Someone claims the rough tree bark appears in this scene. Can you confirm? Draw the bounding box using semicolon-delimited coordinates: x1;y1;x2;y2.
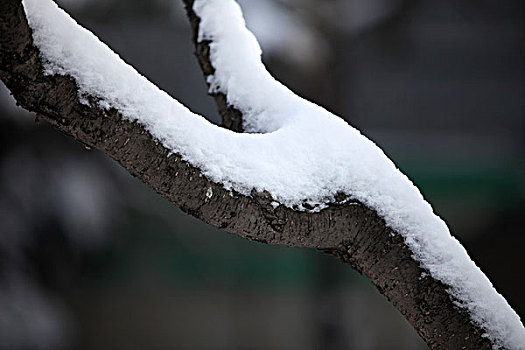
0;0;500;348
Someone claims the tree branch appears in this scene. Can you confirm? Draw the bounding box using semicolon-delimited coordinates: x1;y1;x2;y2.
0;0;518;348
183;0;244;131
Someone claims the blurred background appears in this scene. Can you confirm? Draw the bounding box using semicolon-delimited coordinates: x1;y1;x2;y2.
0;0;523;349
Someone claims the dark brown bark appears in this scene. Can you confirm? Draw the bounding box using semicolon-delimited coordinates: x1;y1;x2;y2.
0;0;499;348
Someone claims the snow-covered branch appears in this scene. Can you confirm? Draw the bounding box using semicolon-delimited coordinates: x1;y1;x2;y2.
0;0;523;348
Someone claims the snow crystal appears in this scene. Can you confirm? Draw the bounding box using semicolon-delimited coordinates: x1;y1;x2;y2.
22;0;525;348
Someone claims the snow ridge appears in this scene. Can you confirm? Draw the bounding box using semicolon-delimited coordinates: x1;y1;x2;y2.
22;0;525;348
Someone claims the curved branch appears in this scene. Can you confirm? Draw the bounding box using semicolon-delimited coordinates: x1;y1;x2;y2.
0;0;522;349
183;0;244;132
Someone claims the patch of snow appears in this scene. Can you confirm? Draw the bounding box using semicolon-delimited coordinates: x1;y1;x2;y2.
206;187;213;199
22;0;525;348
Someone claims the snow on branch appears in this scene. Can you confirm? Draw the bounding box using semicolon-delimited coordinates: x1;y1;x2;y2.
189;1;525;348
2;0;524;348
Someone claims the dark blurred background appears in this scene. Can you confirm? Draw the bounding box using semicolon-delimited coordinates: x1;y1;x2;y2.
0;0;523;349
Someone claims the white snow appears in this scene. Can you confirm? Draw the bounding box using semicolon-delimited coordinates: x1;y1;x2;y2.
205;187;213;199
22;0;525;348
